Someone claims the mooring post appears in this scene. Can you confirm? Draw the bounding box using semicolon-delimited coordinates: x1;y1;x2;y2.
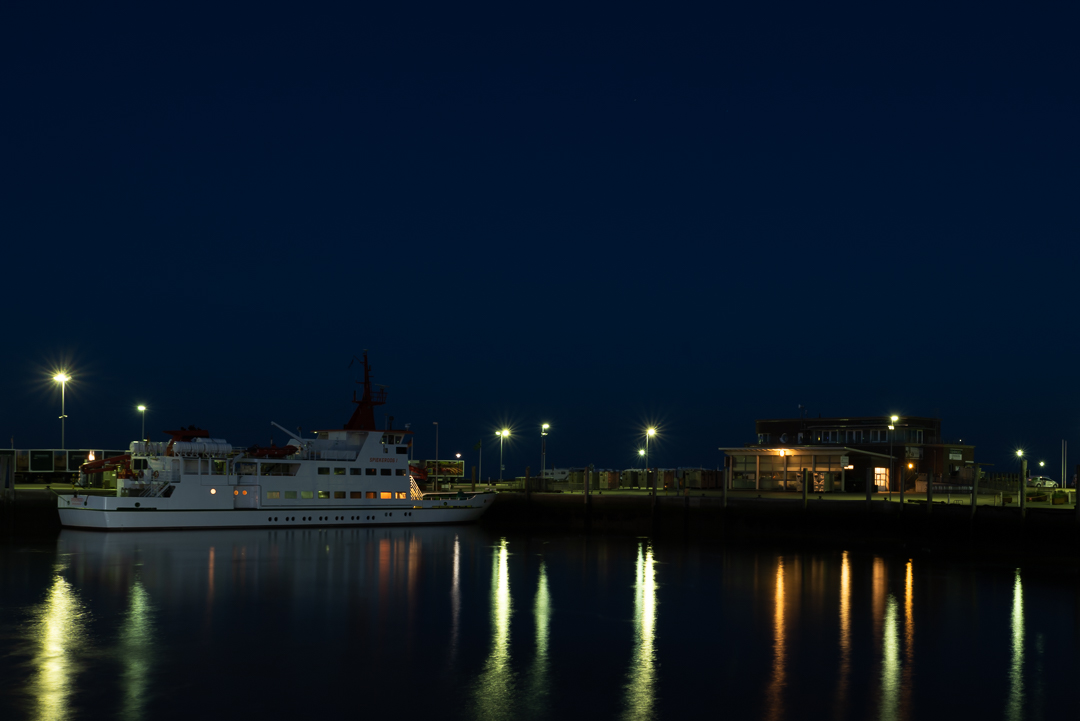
970;464;979;520
927;471;934;514
471;466;476;493
866;467;873;510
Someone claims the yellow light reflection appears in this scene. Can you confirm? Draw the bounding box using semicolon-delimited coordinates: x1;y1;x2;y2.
880;592;900;721
527;559;551;712
834;551;851;715
1006;569;1024;721
764;558;786;721
475;538;513;720
120;578;155;721
450;534;461;660
623;541;657;720
902;560;914;716
30;572;86;721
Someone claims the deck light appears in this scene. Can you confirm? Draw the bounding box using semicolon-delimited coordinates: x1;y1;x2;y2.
211;488;217;494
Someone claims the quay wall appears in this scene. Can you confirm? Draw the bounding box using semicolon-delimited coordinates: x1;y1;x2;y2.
482;492;1080;564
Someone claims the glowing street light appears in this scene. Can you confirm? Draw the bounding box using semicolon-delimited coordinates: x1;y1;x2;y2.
541;423;550;481
53;372;71;449
137;405;147;442
645;427;657;494
497;428;510;480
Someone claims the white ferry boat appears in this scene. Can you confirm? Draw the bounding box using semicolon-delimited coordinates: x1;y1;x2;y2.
57;355;495;531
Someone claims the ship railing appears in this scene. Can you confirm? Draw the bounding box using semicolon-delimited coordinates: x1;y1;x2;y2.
410;477;424;500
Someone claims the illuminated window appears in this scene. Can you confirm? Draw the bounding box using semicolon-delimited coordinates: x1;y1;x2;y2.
874;467;888;490
350;491;362;499
380;491;392;499
395;492;406;499
301;491;313;499
366;492;376;499
334;491;345;499
365;468;376;476
380;468;391;476
317;467;330;475
285;491;297;499
395;468;406;476
334;468;345;476
318;491;330;499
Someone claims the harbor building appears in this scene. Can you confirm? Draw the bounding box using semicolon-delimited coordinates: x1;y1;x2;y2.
720;415;977;493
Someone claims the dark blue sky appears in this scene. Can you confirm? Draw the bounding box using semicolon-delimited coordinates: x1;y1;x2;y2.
2;2;1077;477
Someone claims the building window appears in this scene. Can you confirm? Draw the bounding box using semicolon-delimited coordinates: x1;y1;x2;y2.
797;433;806;444
870;430;889;443
845;430;863;444
365;468;376;476
334;468;345;476
380;492;392;499
317;467;330;475
874;467;888;490
334;491;346;499
758;433;770;444
318;491;330;499
380;468;391;476
822;431;839;443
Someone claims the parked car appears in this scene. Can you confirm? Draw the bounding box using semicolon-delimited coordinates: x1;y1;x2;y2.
1028;476;1058;488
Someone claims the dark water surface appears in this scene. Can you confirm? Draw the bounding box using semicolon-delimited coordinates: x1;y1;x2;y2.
1;526;1078;720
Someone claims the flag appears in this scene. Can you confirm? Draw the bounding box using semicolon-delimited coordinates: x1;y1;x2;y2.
474;439;482;451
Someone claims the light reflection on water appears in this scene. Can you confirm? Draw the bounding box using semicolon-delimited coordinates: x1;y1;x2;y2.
2;528;1076;720
29;568;86;721
623;541;658;721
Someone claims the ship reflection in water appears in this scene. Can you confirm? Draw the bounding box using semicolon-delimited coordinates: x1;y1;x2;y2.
0;529;1072;720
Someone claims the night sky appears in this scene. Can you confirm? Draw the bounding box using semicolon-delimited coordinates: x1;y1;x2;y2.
3;2;1077;478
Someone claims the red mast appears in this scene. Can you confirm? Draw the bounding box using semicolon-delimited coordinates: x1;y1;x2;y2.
344;352;387;430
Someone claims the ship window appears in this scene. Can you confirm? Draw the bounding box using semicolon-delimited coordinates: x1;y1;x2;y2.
397;446;408;454
237;462;258;476
212;460;226;475
285;491;297;499
334;468;345;476
366;492;376;499
266;491;280;499
350;468;361;475
318;490;330;499
380;492;392;499
395;468;406;476
261;463;300;476
301;491;313;499
380;468;391;476
350;491;362;499
396;492;406;499
365;468;376;476
334;491;345;498
317;467;330;475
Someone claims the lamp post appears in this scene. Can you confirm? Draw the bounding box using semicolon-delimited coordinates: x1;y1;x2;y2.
53;373;70;449
138;405;147;443
1016;449;1027;517
541;424;549;481
888;415;898;500
497;429;509;481
638;449;646;488
645;427;657;495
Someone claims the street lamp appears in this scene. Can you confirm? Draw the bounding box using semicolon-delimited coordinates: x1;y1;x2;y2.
497;428;510;480
53;373;70;449
541;424;550;481
645;427;657;494
888;415;898;498
137;405;147;442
